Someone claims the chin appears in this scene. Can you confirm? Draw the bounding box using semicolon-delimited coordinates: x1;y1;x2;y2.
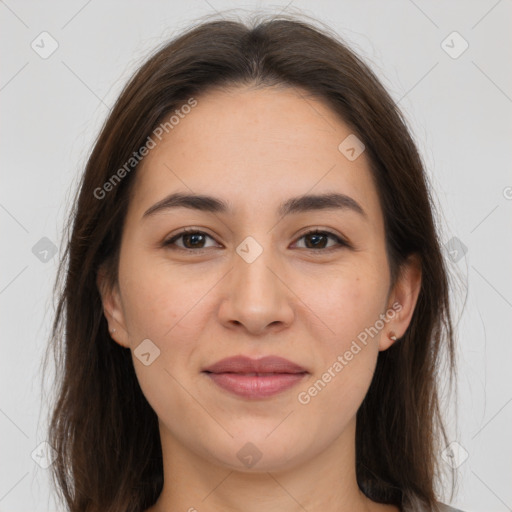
200;431;315;474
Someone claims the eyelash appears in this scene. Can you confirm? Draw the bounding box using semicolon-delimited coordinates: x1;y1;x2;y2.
162;228;350;254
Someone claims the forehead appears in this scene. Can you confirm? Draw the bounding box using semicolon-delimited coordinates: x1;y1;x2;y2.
129;85;382;225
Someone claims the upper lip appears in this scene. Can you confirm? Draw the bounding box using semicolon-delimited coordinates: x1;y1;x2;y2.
202;355;308;374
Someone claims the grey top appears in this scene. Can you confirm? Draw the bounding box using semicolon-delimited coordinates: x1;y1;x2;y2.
405;502;465;512
438;504;465;512
401;500;465;511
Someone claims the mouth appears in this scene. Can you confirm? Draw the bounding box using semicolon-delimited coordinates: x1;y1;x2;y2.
202;355;309;399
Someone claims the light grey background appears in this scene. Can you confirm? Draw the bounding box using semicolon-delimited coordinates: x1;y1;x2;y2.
1;1;511;511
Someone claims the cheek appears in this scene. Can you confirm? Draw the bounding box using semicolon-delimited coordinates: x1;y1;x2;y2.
298;264;387;401
118;254;219;396
119;252;206;341
304;264;388;345
297;275;383;426
118;257;210;418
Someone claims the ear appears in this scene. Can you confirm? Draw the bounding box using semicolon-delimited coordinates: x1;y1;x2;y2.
379;253;422;351
96;264;130;348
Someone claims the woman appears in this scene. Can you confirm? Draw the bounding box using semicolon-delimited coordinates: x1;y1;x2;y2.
44;11;464;512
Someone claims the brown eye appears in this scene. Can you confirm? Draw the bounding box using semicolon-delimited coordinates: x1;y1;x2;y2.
163;230;218;251
294;230;349;251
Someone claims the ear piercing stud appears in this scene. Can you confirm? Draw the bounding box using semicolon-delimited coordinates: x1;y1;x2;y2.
390;333;397;341
110;328;116;334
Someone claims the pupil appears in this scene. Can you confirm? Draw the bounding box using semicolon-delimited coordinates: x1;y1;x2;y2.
185;233;204;248
307;233;326;249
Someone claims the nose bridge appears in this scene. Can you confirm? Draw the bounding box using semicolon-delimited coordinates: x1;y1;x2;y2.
218;232;294;333
233;233;280;302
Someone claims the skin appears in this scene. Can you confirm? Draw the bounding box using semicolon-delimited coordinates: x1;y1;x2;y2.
98;85;421;512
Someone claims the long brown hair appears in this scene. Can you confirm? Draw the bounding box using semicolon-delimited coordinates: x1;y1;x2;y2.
43;11;458;512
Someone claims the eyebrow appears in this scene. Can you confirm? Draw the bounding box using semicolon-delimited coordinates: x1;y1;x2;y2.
142;191;367;220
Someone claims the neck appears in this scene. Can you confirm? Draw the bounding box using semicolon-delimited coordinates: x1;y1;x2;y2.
147;417;390;512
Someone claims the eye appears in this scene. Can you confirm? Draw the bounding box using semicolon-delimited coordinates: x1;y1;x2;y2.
163;229;219;251
293;229;349;251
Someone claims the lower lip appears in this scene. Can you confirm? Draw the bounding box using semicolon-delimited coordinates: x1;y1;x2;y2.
204;372;307;399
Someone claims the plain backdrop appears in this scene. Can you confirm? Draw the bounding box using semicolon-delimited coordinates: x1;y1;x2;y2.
1;1;511;511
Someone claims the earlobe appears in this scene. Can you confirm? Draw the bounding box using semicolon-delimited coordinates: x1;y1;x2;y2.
96;266;130;348
379;253;422;352
379;331;399;352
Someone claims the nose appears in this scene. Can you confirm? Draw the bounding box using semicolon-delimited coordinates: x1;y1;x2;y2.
217;242;295;336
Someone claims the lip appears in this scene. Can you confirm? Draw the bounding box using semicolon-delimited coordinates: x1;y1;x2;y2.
202;355;308;399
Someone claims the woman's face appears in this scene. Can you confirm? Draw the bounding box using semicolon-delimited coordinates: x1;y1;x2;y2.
100;85;420;472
